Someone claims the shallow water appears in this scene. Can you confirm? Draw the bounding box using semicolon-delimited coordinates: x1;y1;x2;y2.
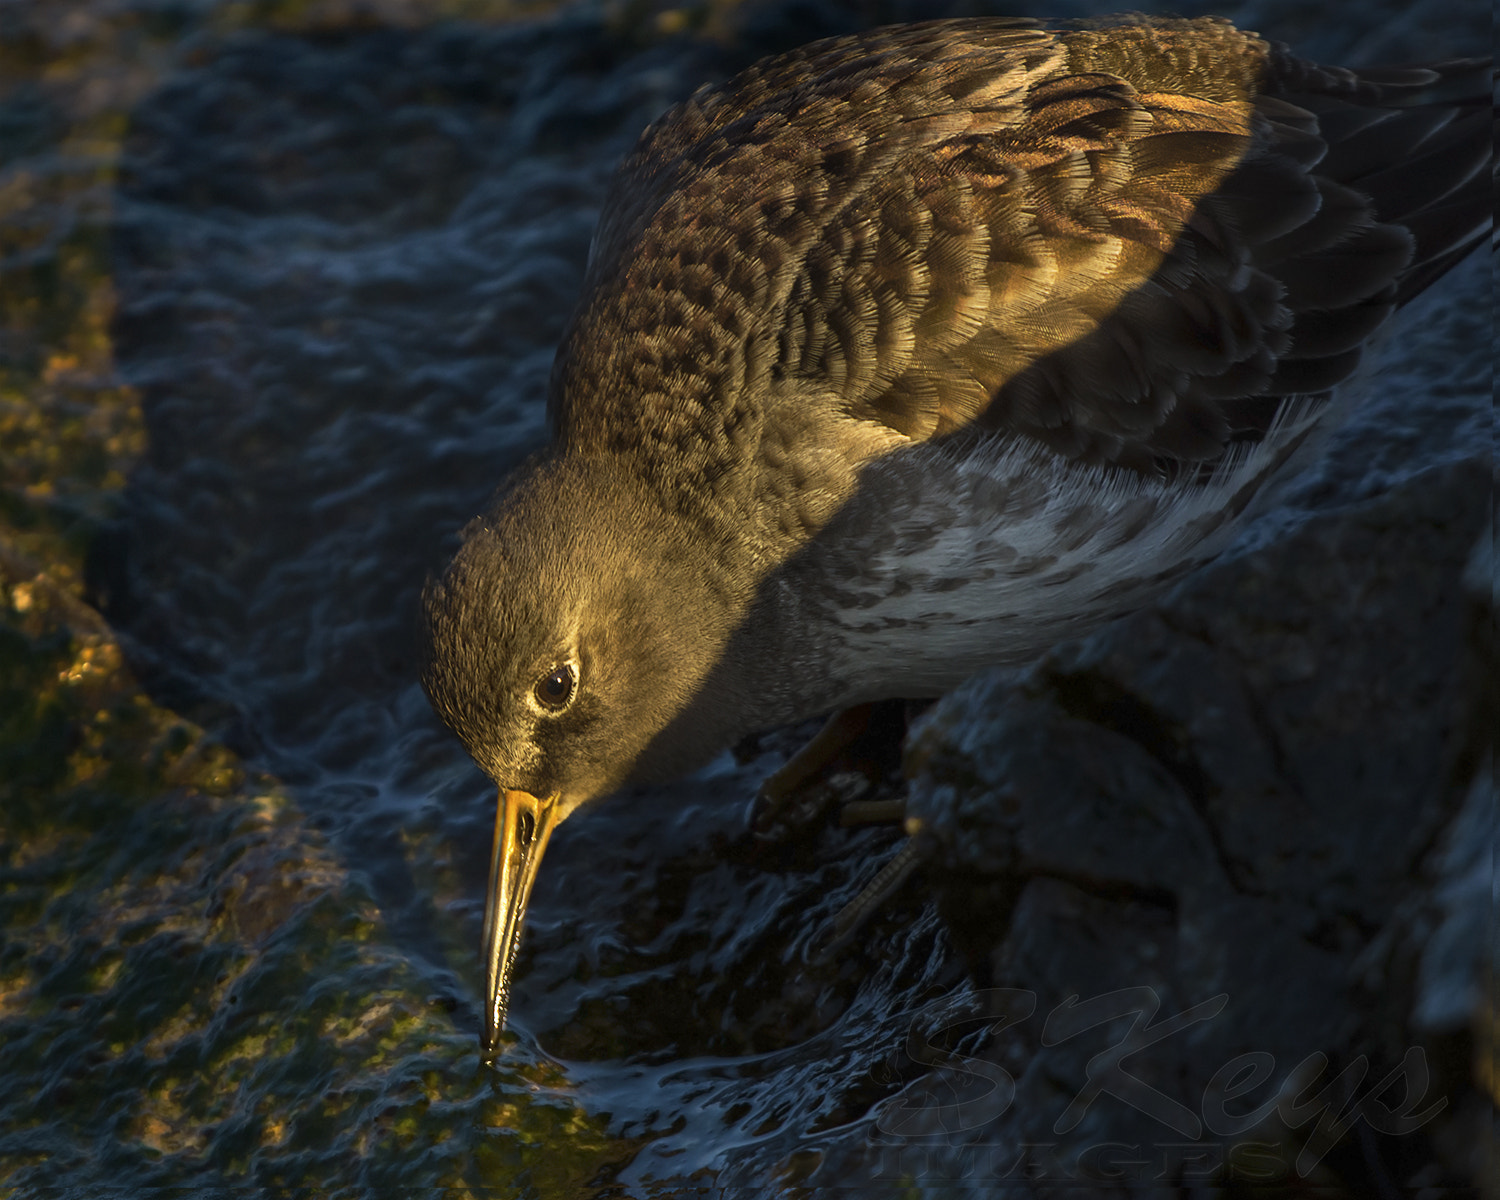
0;0;1488;1192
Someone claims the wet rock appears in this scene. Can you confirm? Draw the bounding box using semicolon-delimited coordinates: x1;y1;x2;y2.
885;455;1491;1193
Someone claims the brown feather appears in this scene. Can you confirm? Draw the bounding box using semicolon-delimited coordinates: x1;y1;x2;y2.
547;17;1492;528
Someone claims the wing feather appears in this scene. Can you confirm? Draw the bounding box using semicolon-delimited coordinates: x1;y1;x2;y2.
548;17;1491;516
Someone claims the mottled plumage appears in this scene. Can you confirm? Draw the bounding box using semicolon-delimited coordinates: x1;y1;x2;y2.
419;16;1492;1057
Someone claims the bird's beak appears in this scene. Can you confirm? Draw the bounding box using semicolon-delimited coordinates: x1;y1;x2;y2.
480;787;561;1062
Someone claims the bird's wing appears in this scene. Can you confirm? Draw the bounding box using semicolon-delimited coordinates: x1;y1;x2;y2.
549;18;1491;499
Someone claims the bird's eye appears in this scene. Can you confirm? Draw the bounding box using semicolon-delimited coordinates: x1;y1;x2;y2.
533;664;576;711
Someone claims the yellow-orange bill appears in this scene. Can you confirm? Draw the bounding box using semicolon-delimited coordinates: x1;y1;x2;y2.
480;788;560;1062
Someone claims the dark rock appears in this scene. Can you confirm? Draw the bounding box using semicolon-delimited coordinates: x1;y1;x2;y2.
886;455;1490;1193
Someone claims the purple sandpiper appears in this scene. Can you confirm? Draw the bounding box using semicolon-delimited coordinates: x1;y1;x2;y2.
418;16;1493;1060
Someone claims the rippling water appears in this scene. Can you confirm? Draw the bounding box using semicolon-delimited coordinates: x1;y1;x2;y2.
0;0;1487;1192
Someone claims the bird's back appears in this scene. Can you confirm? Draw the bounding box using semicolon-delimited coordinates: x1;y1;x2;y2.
547;16;1490;542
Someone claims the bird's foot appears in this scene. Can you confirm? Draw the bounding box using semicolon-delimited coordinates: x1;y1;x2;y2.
753;702;880;829
838;797;907;827
751;699;914;834
821;818;928;957
747;699;930;946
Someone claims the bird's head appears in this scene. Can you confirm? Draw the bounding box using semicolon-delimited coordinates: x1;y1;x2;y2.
420;453;742;1057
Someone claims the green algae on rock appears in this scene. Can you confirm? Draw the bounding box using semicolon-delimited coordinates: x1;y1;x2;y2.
0;1;639;1191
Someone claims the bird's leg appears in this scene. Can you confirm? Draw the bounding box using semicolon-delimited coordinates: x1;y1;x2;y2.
752;698;933;945
756;702;877;818
753;699;917;832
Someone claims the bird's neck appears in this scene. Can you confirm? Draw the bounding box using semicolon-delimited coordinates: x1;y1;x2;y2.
600;470;842;751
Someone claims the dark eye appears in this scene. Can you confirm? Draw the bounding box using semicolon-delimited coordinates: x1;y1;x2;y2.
533;663;576;711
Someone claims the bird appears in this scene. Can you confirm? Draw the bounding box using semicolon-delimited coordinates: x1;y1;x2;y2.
418;15;1492;1061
